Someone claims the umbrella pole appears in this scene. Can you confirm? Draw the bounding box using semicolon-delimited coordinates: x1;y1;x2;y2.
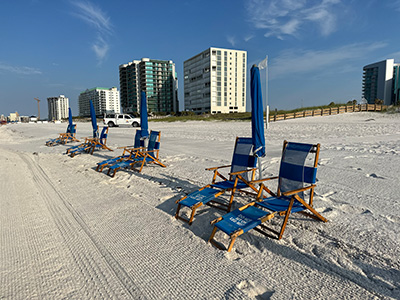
257;157;264;198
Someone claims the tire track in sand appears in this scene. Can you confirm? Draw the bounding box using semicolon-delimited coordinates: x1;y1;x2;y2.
18;153;144;299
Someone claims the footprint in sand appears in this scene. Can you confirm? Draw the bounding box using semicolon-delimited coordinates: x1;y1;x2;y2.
237;280;274;299
366;173;385;179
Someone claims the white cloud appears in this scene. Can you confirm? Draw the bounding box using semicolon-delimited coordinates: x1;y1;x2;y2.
71;1;113;64
269;42;387;79
244;34;255;42
0;63;42;75
227;36;236;47
245;0;341;39
92;35;109;62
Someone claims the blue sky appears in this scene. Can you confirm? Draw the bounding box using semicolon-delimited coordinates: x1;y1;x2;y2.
1;0;399;117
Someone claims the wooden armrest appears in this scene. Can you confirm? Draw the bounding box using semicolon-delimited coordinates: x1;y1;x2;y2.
281;185;316;196
117;145;134;149
124;146;146;151
206;164;231;171
249;176;279;184
229;168;257;176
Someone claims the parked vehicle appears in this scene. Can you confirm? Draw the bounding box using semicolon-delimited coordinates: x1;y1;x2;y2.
103;113;140;127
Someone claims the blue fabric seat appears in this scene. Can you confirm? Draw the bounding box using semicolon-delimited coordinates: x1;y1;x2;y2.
175;137;259;225
209;140;328;252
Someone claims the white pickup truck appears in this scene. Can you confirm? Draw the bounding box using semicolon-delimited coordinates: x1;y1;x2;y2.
103;113;141;127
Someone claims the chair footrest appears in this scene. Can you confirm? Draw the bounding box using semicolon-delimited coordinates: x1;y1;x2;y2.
178;188;222;208
215;206;271;235
109;160;135;170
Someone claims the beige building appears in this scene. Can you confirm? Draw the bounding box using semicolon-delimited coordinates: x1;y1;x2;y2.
8;112;20;122
184;47;247;114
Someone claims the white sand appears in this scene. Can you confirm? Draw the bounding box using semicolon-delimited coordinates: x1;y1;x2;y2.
1;112;399;299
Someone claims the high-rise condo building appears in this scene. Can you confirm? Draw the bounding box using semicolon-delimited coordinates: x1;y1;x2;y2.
184;47;247;114
78;87;120;117
362;59;400;105
47;95;69;121
119;58;178;114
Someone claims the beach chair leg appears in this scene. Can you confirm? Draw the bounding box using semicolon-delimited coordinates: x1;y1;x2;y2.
175;203;182;220
227;190;237;212
227;236;237;252
208;227;218;244
138;159;146;173
278;198;295;240
209;227;232;251
175;203;200;226
188;207;197;225
107;168;115;177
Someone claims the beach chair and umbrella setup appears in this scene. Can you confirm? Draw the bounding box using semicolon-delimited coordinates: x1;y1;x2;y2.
66;100;112;157
46;108;79;146
206;65;327;252
103;129;165;177
175;65;269;226
96;129;145;172
96;91;166;177
208;140;328;252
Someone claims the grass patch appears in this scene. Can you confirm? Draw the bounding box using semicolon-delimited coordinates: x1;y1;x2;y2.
150;103;351;122
150;112;252;122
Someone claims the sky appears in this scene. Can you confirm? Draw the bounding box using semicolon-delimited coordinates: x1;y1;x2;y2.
1;0;400;117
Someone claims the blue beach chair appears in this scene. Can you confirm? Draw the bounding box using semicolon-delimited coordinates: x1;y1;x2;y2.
96;130;145;172
208;141;328;252
86;126;113;155
175;137;259;225
46;124;78;146
67;126;110;157
105;130;165;177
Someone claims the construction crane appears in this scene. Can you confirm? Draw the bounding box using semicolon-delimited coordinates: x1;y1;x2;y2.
34;98;40;120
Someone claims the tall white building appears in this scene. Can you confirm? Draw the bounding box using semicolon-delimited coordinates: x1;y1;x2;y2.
184;47;247;114
47;95;69;121
78;87;120;117
362;59;400;105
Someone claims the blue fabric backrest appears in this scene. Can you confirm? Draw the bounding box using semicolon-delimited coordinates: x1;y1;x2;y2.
148;131;159;151
70;124;76;134
134;130;144;148
66;124;72;134
279;142;317;196
230;137;257;181
99;127;108;144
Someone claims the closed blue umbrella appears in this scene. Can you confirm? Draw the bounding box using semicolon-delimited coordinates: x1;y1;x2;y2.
89;100;98;138
251;65;266;158
68;107;73;133
140;91;149;138
68;107;73;126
